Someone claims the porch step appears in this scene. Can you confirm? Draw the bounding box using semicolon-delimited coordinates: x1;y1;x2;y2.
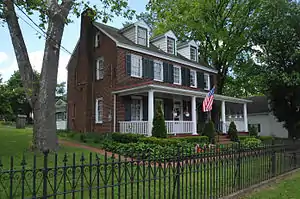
216;135;232;145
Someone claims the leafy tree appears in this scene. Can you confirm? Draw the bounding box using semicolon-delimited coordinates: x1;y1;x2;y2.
152;104;167;138
56;81;66;100
227;121;238;141
147;0;262;95
0;84;12;119
1;1;135;151
252;0;300;138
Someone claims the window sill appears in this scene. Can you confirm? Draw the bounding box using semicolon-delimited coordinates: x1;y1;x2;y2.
95;121;103;124
173;82;181;85
190;85;197;88
154;79;163;82
130;75;142;79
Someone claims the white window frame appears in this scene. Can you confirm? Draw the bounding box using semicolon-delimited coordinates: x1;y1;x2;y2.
153;60;163;81
173;65;182;85
190;69;197;88
96;57;104;80
131;96;143;121
204;73;210;90
137;26;147;46
95;32;101;48
131;54;143;78
95;97;103;124
167;37;175;54
190;46;197;61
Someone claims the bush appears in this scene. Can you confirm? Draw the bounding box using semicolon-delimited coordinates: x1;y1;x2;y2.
258;136;274;141
152;104;167;138
139;137;182;146
227;121;238;142
240;137;262;149
172;136;209;144
203;121;215;143
111;132;144;143
80;133;87;143
249;125;258;137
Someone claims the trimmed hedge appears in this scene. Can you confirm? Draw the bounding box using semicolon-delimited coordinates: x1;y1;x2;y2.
171;136;209;144
240;137;262;149
111;132;145;143
139;137;182;146
258;136;274;141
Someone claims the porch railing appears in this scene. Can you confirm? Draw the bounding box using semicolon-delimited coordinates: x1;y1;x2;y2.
165;121;193;135
119;121;148;135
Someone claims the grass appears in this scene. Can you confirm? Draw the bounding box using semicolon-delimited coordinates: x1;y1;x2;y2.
0;125;297;199
244;170;300;199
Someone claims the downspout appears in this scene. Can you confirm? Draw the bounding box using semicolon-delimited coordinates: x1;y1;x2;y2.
113;94;116;132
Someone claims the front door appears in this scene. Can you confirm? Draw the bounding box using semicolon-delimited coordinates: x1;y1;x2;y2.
173;100;183;134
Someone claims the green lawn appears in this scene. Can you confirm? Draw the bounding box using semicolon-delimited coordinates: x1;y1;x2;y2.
244;170;300;199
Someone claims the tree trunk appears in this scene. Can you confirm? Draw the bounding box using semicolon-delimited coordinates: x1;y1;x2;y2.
4;0;73;151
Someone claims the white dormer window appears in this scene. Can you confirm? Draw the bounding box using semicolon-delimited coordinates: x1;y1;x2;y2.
167;37;175;54
190;46;197;61
137;26;147;46
95;32;101;48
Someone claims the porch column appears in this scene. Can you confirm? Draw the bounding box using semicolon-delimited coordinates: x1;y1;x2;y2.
243;103;248;132
221;101;226;134
148;90;154;136
191;96;197;135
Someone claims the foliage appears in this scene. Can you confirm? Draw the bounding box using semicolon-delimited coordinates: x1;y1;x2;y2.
249;125;258;137
251;0;300;138
152;104;167;138
227;122;238;142
258;136;274;142
0;84;12;118
56;82;67;101
173;136;209;145
111;132;144;144
146;0;262;95
203;121;215;143
139;137;182;146
240;137;262;149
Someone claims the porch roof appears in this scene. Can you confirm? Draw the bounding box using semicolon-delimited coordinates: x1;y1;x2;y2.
112;84;252;104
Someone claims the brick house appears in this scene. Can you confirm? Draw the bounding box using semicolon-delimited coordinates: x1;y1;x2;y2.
67;10;251;136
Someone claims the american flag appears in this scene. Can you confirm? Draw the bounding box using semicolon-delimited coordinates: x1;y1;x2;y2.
202;86;215;112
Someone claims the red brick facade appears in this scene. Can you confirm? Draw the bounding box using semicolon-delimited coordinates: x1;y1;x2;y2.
67;12;217;134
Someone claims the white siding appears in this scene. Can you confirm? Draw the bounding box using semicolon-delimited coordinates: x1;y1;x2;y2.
123;27;136;43
178;47;190;59
152;37;167;52
56;121;67;130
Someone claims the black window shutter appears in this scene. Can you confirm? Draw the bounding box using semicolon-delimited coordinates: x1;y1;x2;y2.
126;54;131;76
163;62;169;82
197;71;204;89
210;74;214;89
186;68;191;87
169;64;174;84
163;98;173;120
181;67;186;86
143;96;148;121
124;97;131;121
149;59;154;79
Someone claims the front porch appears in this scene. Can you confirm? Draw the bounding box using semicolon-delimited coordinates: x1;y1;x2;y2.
113;84;251;136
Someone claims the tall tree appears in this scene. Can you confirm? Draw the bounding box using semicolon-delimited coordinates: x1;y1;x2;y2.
1;0;135;151
56;81;66;100
252;0;300;138
147;0;261;94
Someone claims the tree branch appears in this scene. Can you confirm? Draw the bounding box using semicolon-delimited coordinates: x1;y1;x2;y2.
3;0;39;106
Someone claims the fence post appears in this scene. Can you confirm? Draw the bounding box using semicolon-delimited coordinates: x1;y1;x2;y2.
271;139;276;177
43;150;49;199
237;141;241;190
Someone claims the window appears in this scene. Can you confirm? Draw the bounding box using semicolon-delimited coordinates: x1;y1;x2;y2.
204;73;210;90
173;66;181;85
95;32;101;47
153;60;163;81
249;124;261;133
137;26;147;46
190;46;197;61
131;54;143;77
95;98;103;123
131;98;142;121
96;57;104;80
56;112;66;121
167;37;175;54
190;70;197;88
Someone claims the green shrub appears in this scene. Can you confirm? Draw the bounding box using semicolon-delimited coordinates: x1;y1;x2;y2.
203;121;215;143
238;136;251;141
240;137;262;149
111;132;144;143
139;137;182;146
172;136;209;144
258;136;274;141
80;133;87;143
249;125;258;137
152;104;167;138
228;121;238;142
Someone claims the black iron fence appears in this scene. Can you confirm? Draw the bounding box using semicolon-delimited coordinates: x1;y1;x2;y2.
1;143;300;199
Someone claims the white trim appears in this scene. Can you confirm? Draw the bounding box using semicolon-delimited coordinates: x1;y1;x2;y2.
153;60;163;82
204;73;210;90
95;32;101;47
112;84;252;104
95;97;103;124
173;65;182;85
130;54;143;78
190;69;197;88
96;57;104;80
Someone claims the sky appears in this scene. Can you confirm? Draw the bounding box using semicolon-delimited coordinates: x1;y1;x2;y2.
0;0;148;83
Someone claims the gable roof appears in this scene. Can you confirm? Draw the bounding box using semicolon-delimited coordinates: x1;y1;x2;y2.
93;22;214;72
